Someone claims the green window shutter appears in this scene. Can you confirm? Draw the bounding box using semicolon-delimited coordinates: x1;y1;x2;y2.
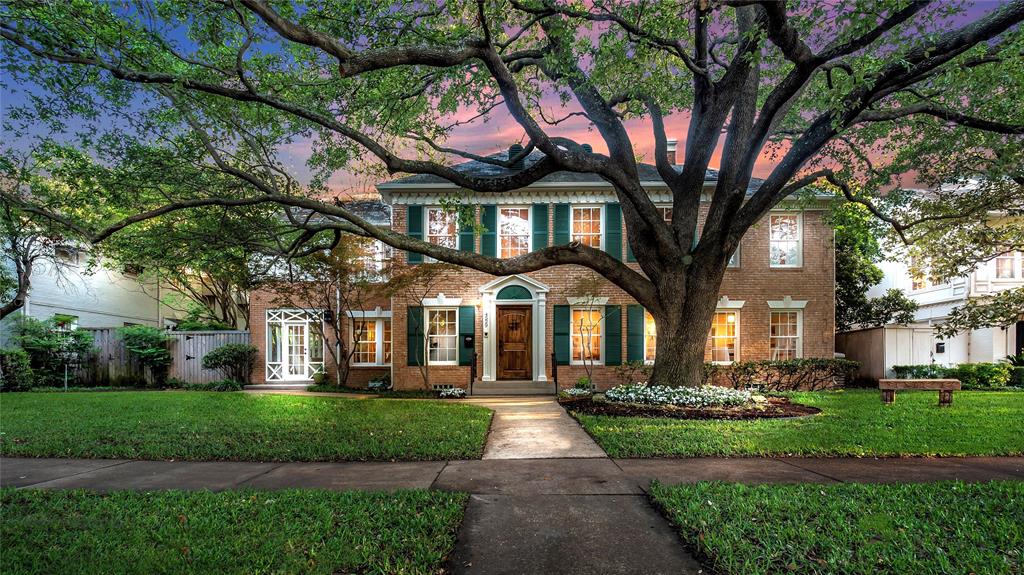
459;208;475;253
553;305;570;365
553;204;570;245
626;237;636;263
626;304;645;363
407;306;424;366
605;203;622;260
481;205;497;257
532;204;548;251
406;205;423;264
604;305;622;366
458;306;475;366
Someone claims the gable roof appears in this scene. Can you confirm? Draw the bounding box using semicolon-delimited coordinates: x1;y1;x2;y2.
377;150;763;193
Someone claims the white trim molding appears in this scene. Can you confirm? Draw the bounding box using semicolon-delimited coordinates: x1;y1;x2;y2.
478;274;550;382
716;296;746;309
421;293;462;307
767;296;808;309
566;296;609;306
346;306;393;318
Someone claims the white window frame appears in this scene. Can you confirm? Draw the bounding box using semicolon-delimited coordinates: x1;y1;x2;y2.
570;306;604;366
351;317;392;366
709;310;740;364
644;310;657;364
570;205;604;251
728;245;740;268
357;240;392;280
498;206;532;258
994;252;1020;280
769;309;803;360
424;206;460;262
768;212;803;268
426;307;459;367
265;308;326;382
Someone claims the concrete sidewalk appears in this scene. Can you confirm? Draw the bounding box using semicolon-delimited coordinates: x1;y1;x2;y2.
466;397;607;459
5;456;1023;492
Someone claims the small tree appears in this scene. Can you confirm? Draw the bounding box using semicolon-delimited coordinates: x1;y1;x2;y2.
202;343;257;383
12;316;94;387
119;326;172;387
266;235;386;387
566;272;612;387
384;263;463;390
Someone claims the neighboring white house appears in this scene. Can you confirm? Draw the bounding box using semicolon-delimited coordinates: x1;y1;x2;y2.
838;250;1022;380
0;246;190;343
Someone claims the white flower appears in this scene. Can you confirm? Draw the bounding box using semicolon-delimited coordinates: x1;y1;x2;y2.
439;387;467;398
604;383;751;407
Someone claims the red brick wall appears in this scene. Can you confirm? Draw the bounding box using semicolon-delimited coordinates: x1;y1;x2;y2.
385;203;835;391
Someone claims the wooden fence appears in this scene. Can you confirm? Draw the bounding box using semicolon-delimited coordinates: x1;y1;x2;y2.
76;329;251;385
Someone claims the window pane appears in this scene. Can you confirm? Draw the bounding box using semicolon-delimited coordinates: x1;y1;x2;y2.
644;311;656;362
499;208;531;258
353;319;378;364
428;309;457;363
996;254;1016;279
769;215;800;266
427;208;458;249
382;320;392;364
268;324;281;363
571;309;602;362
572;207;602;248
770;312;799;361
708;312;737;363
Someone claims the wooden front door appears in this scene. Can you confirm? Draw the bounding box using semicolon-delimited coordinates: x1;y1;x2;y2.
497;306;532;380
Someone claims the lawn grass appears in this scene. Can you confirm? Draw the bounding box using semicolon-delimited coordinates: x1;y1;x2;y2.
573;389;1024;457
0;392;492;461
650;480;1024;575
1;487;466;575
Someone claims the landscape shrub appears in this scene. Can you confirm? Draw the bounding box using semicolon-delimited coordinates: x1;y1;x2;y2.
119;326;172;386
715;358;860;391
201;343;257;383
561;387;592;397
12;317;95;386
1011;367;1024;387
574;376;592;390
605;383;752;407
892;362;1012;389
0;348;35;391
184;379;243;392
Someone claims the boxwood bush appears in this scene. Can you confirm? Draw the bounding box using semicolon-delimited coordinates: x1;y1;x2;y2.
201;343;257;383
0;348;35;392
892;362;1012;389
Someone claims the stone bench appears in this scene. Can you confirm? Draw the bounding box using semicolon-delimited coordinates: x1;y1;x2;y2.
878;379;961;407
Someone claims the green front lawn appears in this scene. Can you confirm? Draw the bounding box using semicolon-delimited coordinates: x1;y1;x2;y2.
573;390;1024;457
0;392;491;461
1;488;466;575
650;481;1024;575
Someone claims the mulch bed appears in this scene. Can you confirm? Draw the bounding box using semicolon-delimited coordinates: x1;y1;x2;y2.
561;396;820;420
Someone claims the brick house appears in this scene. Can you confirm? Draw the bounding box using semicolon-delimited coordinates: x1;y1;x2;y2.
250;145;836;392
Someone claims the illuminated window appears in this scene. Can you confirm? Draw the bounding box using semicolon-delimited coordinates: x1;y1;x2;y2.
995;252;1019;279
571;308;603;363
571;206;603;249
709;311;738;363
911;257;930;290
352;318;392;365
427;309;458;365
644;310;657;363
769;214;801;267
499;207;531;258
770;311;801;360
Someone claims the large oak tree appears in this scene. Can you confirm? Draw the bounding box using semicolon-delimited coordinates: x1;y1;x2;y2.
2;0;1022;385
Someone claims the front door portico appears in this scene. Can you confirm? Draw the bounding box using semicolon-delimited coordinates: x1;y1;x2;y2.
479;275;549;382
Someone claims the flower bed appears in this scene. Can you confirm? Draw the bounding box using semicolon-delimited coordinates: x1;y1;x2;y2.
604;383;752;408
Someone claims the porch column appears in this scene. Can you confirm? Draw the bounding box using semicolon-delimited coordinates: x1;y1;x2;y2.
535;293;547;382
481;293;496;381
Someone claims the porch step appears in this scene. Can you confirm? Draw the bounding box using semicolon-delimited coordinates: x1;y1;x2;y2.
470;380;556;396
244;383;312;391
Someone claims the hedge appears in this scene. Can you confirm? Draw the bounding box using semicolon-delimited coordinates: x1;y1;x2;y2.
707;358;860;391
0;348;35;392
892;362;1012;389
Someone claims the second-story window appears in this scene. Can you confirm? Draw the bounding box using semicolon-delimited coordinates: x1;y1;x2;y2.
995;252;1019;279
769;214;801;267
572;206;602;249
426;207;458;250
499;207;531;258
911;256;930;290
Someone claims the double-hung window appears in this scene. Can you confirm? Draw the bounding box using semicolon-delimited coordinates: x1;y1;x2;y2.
352;317;392;366
426;207;459;250
499;207;531;258
995;252;1020;279
644;310;657;363
769;214;801;267
571;206;603;249
708;311;738;363
769;311;802;360
427;308;458;365
570;308;603;364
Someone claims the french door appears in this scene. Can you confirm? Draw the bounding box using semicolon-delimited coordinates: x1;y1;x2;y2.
283;323;308;380
266;309;325;382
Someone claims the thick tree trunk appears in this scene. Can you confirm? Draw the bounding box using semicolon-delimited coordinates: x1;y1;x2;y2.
647;264;725;387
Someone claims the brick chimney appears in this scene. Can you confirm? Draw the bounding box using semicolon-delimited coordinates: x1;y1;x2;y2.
508;144;525;169
666;138;677;165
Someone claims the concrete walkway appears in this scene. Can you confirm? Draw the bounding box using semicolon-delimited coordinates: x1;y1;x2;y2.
466;397;607;459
